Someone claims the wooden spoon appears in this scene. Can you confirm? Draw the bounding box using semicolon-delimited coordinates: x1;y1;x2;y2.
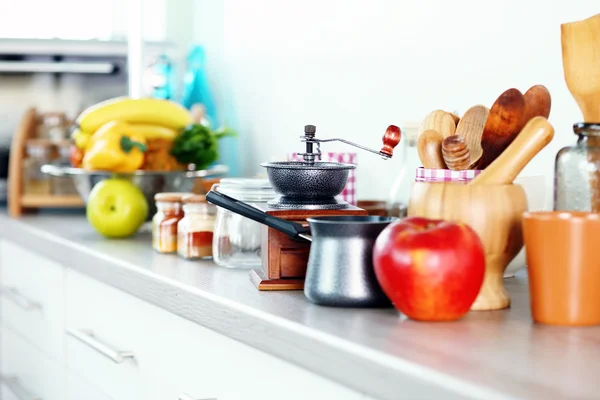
477;89;526;169
448;112;460;126
417;129;446;169
419;110;456;138
561;13;600;122
469;117;554;186
523;85;551;121
455;105;489;169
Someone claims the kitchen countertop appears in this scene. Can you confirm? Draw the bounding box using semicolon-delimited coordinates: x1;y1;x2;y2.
1;211;598;400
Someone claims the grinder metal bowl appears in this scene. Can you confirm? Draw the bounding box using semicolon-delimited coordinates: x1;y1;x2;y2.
261;161;354;199
262;124;401;207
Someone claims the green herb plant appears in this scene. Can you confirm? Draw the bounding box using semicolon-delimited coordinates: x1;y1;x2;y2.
170;124;236;170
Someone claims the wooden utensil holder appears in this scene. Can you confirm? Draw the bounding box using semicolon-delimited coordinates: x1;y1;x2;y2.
8;107;84;217
408;182;527;311
249;204;368;290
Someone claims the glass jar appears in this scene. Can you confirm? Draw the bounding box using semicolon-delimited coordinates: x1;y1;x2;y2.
51;140;78;195
555;123;600;212
213;178;277;269
554;122;600;213
38;113;67;142
388;121;419;216
23;139;53;195
152;192;189;253
177;195;217;259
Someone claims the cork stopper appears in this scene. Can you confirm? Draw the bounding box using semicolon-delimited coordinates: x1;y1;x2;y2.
442;135;470;170
181;194;208;204
154;192;192;203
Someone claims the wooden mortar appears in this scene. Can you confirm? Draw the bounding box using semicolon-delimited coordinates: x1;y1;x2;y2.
408;182;527;310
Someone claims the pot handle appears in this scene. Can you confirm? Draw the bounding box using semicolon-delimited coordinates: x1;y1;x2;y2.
206;191;310;240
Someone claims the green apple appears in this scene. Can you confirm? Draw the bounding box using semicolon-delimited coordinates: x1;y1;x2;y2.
86;179;148;238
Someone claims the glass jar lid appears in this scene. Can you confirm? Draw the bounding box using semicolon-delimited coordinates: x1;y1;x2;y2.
214;177;277;202
574;122;600;136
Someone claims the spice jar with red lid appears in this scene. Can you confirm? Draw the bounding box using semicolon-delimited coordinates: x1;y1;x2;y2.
152;192;190;253
177;194;217;259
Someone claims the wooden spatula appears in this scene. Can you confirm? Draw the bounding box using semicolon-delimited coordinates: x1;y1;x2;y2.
478;89;526;169
469;117;554;186
417;129;446;169
562;13;600;122
455;105;489;168
419;110;456;138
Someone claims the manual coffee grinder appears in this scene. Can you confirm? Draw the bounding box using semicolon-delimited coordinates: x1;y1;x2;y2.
249;124;401;290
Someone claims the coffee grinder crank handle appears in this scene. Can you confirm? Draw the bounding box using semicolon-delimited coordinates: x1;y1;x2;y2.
301;125;401;159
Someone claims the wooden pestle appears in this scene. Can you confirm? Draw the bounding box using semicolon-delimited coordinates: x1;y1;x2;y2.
469;117;554;186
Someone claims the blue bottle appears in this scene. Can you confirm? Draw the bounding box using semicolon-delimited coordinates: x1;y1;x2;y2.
181;46;239;176
150;54;174;100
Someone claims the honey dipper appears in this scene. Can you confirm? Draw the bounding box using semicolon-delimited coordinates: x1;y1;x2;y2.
442;135;470;170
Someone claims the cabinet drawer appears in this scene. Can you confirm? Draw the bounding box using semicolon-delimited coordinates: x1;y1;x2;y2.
66;271;141;400
66;269;362;400
0;239;65;361
1;325;65;400
66;370;112;400
141;305;364;400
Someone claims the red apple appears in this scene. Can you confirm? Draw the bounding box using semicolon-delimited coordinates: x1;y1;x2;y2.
373;216;485;321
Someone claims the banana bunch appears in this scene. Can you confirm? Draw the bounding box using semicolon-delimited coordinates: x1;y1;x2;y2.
71;97;194;171
72;97;193;150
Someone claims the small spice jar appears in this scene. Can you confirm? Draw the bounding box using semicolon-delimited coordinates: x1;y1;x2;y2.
177;194;217;260
152;192;189;253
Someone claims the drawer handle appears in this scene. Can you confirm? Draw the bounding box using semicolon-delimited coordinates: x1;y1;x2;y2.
66;328;134;364
0;286;41;311
1;374;42;400
179;395;217;400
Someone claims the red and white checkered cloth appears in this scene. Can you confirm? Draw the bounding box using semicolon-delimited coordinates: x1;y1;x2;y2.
287;152;357;205
415;167;482;183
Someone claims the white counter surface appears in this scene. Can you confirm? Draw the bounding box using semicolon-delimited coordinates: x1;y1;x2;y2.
1;211;598;400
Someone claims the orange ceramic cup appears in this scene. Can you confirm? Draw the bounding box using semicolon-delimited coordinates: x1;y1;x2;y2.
523;211;600;326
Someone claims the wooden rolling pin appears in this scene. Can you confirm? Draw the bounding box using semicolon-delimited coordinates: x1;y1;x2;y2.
469;117;554;185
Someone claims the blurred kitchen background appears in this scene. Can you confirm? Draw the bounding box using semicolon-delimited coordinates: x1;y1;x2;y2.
1;0;598;206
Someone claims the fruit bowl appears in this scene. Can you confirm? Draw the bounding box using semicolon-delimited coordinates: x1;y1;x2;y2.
41;164;228;217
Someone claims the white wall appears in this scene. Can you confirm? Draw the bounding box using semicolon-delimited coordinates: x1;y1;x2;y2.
194;0;596;203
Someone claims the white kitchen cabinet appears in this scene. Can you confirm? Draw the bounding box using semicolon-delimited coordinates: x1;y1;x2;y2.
1;325;65;400
0;239;65;361
0;236;364;400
